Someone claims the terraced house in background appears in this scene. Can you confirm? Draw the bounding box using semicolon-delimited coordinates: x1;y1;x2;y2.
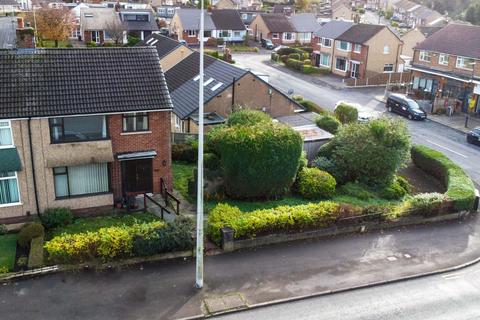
0;47;173;222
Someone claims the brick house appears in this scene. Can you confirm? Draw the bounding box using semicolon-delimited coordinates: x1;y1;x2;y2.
250;13;296;46
0;48;173;221
407;24;480;114
80;7;120;44
312;20;353;69
313;23;403;80
288;13;321;45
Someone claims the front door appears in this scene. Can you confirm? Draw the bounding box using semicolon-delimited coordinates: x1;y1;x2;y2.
121;159;153;194
315;53;320;67
91;30;100;43
350;62;359;78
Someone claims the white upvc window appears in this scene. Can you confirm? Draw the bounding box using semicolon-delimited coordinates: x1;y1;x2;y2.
335;57;348;71
272;33;279;39
53;163;109;199
187;30;196;37
336;40;351;51
0;171;21;207
354;44;362;53
439;54;449;66
383;63;394;72
419;50;431;62
320;53;330;67
321;37;332;47
233;31;241;37
167;8;175;14
383;44;390;54
456;56;475;70
0;120;13;149
283;32;295;41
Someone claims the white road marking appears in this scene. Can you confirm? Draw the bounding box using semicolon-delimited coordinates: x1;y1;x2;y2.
425;140;468;159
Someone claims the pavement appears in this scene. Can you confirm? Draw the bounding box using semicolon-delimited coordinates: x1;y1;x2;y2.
427;113;480;134
1;214;480;320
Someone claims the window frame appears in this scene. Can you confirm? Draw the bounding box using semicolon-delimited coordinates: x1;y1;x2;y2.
283;32;295;41
383;44;390;54
187;30;196;37
354;44;362;53
48;115;109;144
122;112;149;133
439;53;449;66
383;63;394;72
320;53;330;67
0;171;21;207
322;37;332;48
53;164;111;199
0;120;14;149
335;57;347;72
456;56;475;70
272;33;279;39
336;40;351;52
419;50;431;62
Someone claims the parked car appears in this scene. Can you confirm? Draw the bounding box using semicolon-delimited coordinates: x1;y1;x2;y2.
466;127;480;146
386;94;427;120
261;38;274;50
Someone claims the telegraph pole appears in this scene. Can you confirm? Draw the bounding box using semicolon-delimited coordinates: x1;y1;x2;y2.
195;0;205;289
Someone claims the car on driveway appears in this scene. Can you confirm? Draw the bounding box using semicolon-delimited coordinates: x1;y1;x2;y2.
261;38;274;50
386;94;427;120
467;127;480;146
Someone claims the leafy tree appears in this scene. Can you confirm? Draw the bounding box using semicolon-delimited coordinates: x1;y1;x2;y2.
318;117;411;187
196;0;210;9
35;8;72;47
227;109;271;126
296;0;310;11
334;102;358;124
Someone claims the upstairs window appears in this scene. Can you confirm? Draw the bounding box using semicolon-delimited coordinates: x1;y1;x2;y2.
383;45;390;54
187;30;196;37
0;120;13;148
322;38;332;47
419;51;431;62
272;33;279;39
283;32;294;40
49;115;107;143
336;41;351;51
456;56;475;70
123;112;149;132
439;54;449;65
354;44;362;53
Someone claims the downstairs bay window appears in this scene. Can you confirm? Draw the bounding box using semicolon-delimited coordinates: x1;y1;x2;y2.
0;172;20;206
53;163;109;198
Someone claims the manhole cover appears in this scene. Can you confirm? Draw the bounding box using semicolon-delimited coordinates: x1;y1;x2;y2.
203;292;248;314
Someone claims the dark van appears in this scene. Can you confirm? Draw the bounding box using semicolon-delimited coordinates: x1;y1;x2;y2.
386;94;427;120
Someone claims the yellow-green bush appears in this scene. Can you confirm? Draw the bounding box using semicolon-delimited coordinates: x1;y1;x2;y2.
44;221;164;263
207;202;339;245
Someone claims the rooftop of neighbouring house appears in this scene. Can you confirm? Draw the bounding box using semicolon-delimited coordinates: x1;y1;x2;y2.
119;9;159;31
175;8;216;31
210;9;246;31
336;23;386;44
314;19;354;38
288;13;321;33
80;7;120;30
414;23;480;60
259;13;294;33
0;48;172;119
137;33;190;59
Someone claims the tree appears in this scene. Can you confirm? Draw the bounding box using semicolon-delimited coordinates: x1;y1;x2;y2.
296;0;310;11
104;18;124;45
196;0;210;9
35;8;72;47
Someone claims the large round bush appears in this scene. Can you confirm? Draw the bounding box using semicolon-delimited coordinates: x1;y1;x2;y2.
18;222;44;248
227;109;271;126
320;117;411;187
297;167;336;199
334;102;358;124
209;122;303;199
316;114;341;134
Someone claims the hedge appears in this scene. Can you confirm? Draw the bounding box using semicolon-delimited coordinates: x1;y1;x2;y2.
302;65;330;75
207;202;339;244
299;99;325;114
18;223;44;248
411;145;476;210
172;143;197;163
286;58;304;71
227;109;271;126
41;207;73;229
316;114;341;134
334;102;358;124
28;236;44;268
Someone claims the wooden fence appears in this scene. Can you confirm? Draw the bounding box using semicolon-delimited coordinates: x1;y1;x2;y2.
345;72;412;87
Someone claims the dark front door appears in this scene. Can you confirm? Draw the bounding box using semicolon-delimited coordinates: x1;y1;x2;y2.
122;159;153;194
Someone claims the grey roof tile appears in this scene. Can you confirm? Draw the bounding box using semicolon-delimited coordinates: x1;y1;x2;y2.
210;9;246;30
314;20;353;38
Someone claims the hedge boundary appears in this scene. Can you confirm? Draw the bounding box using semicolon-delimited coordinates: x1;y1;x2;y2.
411;145;476;210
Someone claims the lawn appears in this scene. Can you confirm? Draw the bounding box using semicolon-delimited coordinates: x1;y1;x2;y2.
0;234;17;272
37;40;69;48
48;212;159;238
227;45;259;52
173;162;195;201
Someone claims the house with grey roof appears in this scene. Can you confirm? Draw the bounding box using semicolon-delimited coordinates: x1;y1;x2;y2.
210;9;246;43
170;8;216;45
0;47;174;222
312;20;353;70
119;9;159;41
288;13;321;44
408;23;480;115
80;7;122;44
250;13;296;45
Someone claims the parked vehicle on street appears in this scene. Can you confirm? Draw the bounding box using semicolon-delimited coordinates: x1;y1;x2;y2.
261;38;274;50
386;94;427;120
466;127;480;146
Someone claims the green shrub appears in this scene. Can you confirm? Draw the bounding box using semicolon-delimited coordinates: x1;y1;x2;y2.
227;109;271;126
286;58;304;71
28;236;44;268
316;115;341;134
204;152;220;170
207;202;339;244
18;223;44;248
303;59;312;66
208;122;303;199
411;145;476;210
41;207;73;229
313;156;336;174
322;118;411;186
127;35;140;46
299;100;325;113
280;55;289;64
338;182;375;200
171;143;197;163
302;65;330;74
297;168;336;199
334;102;358;124
132;217;194;256
292;94;304;101
288;53;301;60
299;46;313;53
0;224;7;235
86;41;97;47
206;49;220;58
271;52;279;61
407;193;448;217
44;221;164;263
380;178;408;200
276;47;298;56
396;175;411;194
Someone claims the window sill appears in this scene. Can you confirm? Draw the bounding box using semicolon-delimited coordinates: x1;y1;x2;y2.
120;131;152;136
50;138;110;145
0;145;15;150
55;192;112;201
0;202;22;209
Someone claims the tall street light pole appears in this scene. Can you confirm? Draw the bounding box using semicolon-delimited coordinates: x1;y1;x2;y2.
195;0;205;289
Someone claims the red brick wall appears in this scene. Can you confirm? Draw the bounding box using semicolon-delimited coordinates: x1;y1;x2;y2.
350;45;368;79
182;31;198;45
311;36;321;52
108;111;173;198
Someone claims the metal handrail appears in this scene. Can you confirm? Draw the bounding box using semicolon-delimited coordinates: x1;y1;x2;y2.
160;178;180;215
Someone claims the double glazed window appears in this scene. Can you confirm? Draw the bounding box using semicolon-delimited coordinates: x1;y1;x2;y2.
419;51;431;62
49;115;107;143
336;41;351;51
320;53;330;67
456;56;475;70
283;33;294;40
439;54;449;66
335;57;347;71
384;64;394;72
123;113;149;132
0;172;20;206
354;44;362;53
187;30;196;37
0;120;13;147
53;163;109;198
321;38;332;47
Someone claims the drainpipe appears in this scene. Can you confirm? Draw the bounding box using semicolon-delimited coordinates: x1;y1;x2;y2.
231;77;236;111
28;118;40;217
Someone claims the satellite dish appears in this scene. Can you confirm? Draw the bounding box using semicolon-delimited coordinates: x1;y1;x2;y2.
287;89;294;95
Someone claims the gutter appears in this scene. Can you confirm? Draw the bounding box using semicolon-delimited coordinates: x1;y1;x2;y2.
27;118;40;217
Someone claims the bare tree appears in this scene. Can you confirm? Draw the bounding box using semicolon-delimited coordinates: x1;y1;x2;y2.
105;18;125;46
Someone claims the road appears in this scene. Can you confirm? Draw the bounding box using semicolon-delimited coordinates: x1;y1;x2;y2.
215;259;480;320
0;16;16;49
233;53;480;184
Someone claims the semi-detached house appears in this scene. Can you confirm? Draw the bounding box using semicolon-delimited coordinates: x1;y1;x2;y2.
0;48;173;222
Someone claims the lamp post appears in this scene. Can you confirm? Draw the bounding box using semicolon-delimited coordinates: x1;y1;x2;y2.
195;0;205;289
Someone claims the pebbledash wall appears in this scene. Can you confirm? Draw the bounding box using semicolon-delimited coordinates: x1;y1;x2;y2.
0;111;172;220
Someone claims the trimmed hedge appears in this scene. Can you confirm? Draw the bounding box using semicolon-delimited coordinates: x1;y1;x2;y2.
334;102;358;124
227;109;271;126
28;236;44;268
411;145;476;210
172;143;197;163
207;202;339;244
288;53;301;60
297;168;336;199
299;100;325;113
18;223;44;248
316;114;341;134
302;65;330;74
286;58;304;71
208;122;303;199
